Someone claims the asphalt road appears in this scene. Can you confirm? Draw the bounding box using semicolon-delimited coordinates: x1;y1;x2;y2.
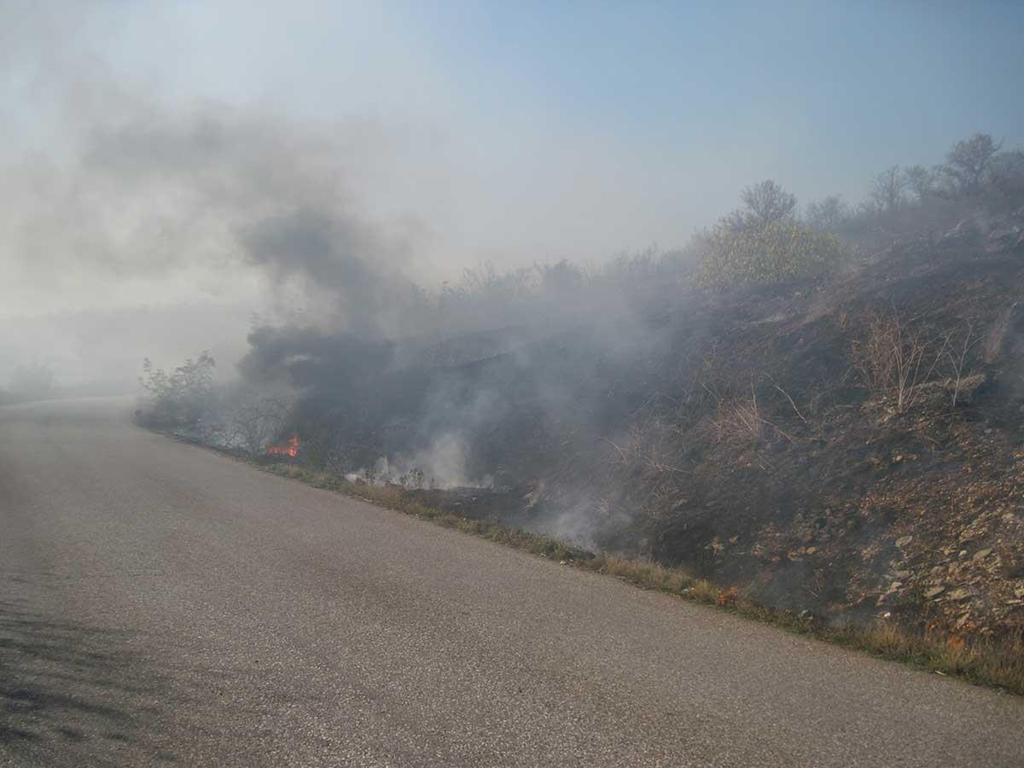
1;398;1022;767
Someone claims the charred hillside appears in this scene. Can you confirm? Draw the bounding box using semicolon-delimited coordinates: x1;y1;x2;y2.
614;208;1024;640
231;205;1024;641
140;135;1024;642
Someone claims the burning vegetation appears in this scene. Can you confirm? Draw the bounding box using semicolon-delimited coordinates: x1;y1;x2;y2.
136;133;1024;654
266;435;300;459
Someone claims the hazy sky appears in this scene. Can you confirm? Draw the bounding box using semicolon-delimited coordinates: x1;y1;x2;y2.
2;0;1023;383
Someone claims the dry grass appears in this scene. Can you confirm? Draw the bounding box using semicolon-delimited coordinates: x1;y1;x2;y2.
241;457;1024;695
851;310;941;413
709;395;764;445
829;622;1024;692
849;309;987;413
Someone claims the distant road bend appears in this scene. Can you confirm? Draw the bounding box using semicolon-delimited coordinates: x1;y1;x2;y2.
1;398;1022;767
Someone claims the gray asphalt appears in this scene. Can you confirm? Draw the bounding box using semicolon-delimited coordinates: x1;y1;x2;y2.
1;398;1022;767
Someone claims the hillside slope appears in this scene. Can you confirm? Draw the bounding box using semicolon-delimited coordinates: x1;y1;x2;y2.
402;208;1024;641
143;195;1024;646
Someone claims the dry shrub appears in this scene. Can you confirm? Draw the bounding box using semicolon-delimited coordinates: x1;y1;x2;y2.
709;394;763;445
852;310;984;411
851;311;943;412
603;417;685;478
943;322;981;406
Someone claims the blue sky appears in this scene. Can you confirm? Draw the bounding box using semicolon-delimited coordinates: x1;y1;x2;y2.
400;0;1024;175
86;0;1023;261
3;0;1024;311
1;0;1022;382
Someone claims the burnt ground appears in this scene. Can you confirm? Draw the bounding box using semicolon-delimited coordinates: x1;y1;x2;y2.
378;208;1024;642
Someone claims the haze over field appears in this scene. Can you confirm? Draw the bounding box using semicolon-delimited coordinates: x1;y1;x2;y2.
3;0;1023;389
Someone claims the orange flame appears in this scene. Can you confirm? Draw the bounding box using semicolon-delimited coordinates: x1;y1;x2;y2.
267;434;300;458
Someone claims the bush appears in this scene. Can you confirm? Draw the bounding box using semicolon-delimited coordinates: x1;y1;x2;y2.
223;391;291;455
805;195;849;231
698;219;845;287
943;133;1000;196
738;179;797;227
138;352;216;431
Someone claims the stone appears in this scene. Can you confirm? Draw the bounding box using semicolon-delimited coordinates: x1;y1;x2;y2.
925;586;946;599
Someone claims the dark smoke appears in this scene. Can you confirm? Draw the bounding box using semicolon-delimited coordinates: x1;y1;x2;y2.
239;208;426;339
1;90;434;385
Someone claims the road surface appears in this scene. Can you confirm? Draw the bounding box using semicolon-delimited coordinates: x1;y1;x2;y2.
1;398;1022;767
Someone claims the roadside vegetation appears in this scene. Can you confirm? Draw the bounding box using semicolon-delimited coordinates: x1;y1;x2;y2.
138;132;1024;694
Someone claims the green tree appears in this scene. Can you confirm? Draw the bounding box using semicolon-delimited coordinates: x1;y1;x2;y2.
869;166;907;215
139;352;216;429
734;180;797;229
903;165;936;202
698;219;845;287
943;133;1000;195
805;195;848;231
